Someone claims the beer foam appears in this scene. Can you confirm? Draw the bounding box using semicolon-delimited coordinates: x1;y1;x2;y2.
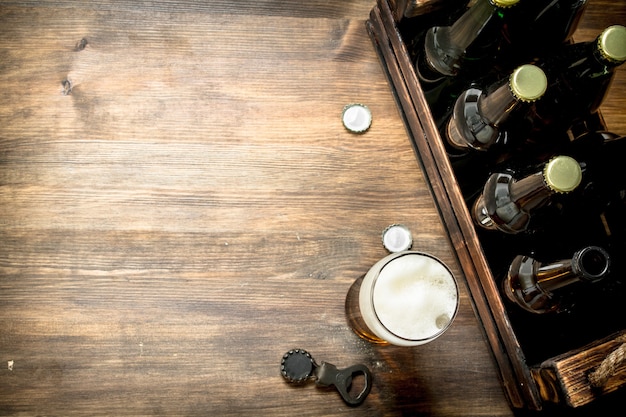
372;254;458;341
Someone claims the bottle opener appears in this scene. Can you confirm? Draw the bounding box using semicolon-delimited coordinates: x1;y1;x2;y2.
280;348;372;406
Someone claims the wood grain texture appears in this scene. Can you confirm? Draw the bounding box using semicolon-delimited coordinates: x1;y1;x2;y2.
533;331;626;408
0;1;623;416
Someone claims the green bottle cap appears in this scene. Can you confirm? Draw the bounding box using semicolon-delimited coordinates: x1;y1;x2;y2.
543;156;582;193
509;64;548;102
491;0;520;8
598;25;626;64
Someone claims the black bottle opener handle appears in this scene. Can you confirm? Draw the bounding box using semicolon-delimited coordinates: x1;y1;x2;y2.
315;361;372;406
280;349;372;406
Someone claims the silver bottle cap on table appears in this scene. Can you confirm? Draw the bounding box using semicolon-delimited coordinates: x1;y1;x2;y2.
382;224;413;253
342;104;372;133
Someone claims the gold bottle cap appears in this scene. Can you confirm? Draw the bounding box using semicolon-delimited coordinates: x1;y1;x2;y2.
543;155;582;193
598;25;626;64
491;0;520;8
509;64;548;102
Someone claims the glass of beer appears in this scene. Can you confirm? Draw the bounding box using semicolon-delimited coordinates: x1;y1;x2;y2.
345;251;459;346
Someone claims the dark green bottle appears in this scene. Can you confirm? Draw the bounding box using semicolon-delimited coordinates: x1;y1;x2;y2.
498;0;589;67
534;25;626;134
414;0;521;116
566;130;626;216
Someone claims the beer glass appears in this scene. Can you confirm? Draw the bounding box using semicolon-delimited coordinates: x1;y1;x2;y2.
345;251;459;346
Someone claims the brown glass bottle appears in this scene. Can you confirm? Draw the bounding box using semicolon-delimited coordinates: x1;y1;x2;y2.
472;155;582;234
444;64;547;153
502;246;610;314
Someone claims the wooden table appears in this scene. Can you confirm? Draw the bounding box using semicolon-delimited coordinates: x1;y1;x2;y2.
0;1;623;415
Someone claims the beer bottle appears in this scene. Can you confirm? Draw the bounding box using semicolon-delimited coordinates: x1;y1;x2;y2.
557;131;626;228
414;0;521;115
444;64;547;153
502;246;611;314
534;25;626;134
401;0;469;71
498;0;588;67
472;155;582;234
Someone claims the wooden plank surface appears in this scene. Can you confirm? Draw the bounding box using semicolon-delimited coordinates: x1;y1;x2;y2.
533;330;626;408
0;1;623;416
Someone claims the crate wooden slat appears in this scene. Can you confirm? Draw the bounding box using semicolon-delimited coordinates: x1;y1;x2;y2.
532;330;626;408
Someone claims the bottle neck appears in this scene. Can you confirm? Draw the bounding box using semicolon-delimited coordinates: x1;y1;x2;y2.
567;40;620;113
534;258;581;293
569;39;621;77
508;171;553;212
448;0;497;52
479;80;520;126
535;246;611;293
422;0;508;78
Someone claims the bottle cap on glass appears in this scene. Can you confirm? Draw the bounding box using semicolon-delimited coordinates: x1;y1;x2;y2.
491;0;520;8
342;104;372;133
382;224;413;253
597;25;626;64
543;155;582;193
509;64;547;103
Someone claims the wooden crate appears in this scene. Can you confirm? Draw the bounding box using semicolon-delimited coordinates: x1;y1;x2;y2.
366;0;626;411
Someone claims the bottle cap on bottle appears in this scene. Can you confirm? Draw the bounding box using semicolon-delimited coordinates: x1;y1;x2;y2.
597;25;626;64
543;155;582;193
509;64;548;102
491;0;520;8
